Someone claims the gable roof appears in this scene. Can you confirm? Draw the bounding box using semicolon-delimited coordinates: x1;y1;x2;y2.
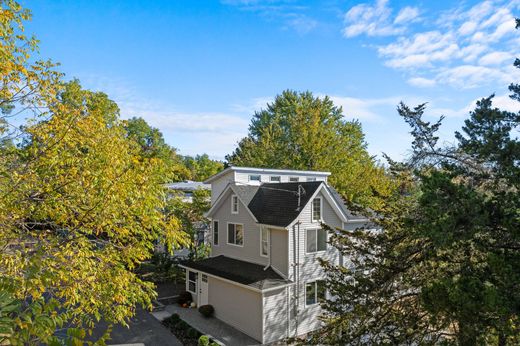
181;255;291;290
328;185;369;222
248;181;322;227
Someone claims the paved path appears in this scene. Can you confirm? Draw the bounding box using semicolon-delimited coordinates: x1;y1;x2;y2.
93;307;182;346
152;304;260;346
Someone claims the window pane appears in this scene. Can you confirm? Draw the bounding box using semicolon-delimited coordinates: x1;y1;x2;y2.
213;221;219;245
236;224;243;245
189;271;197;281
249;175;261;181
228;224;235;244
317;280;326;302
306;282;316;305
232;196;238;212
270;176;281;182
262;241;268;255
313;198;321;220
307;177;316;182
289;177;299;182
307;229;317;253
317;229;327;251
188;281;196;292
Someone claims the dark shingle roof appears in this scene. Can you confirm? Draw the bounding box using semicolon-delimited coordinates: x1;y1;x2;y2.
247;181;322;227
182;255;291;290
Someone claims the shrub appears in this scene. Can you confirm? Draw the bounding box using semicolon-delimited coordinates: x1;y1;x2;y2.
198;335;210;346
198;304;214;318
169;313;180;323
176;319;189;331
187;327;199;339
209;342;219;346
177;291;192;305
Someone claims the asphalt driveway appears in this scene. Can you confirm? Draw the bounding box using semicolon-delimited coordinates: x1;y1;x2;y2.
92;307;182;346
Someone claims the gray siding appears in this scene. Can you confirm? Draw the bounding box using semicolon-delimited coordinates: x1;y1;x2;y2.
210;188;268;266
263;287;289;343
290;189;343;336
208;276;263;342
270;228;288;277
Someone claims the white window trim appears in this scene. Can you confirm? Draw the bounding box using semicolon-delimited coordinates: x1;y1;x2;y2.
227;222;244;247
269;175;281;182
248;174;261;182
305;280;326;306
212;219;219;246
231;194;239;214
305;228;327;254
187;270;198;294
260;227;269;257
311;197;323;222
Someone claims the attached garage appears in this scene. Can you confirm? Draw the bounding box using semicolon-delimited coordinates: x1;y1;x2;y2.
208;276;263;342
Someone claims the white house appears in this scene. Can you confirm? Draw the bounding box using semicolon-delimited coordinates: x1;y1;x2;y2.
180;166;368;344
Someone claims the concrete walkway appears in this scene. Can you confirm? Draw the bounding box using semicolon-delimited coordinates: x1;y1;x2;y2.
152;304;260;346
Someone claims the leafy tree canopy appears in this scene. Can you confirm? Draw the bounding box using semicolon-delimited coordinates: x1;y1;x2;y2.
226;90;393;207
315;21;520;346
0;2;188;344
182;154;224;181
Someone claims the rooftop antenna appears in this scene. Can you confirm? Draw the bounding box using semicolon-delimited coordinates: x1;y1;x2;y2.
296;184;306;211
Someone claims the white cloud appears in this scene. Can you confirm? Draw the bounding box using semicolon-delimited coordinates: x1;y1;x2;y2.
408;77;436;87
394;6;420;25
479;51;513;65
344;0;520;89
328;95;401;122
343;0;408;37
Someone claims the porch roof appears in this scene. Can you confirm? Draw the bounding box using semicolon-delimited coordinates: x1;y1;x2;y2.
181;255;291;291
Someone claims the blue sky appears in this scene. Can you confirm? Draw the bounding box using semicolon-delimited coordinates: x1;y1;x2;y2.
24;0;519;161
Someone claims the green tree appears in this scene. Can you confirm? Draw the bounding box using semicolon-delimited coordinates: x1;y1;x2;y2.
124;116;190;181
226;90;392;207
166;188;211;259
314;30;520;344
182;154;224;181
0;2;188;344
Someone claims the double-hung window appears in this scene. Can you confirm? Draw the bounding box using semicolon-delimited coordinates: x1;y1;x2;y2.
227;223;244;246
231;195;239;214
213;220;219;245
306;228;327;253
261;228;269;256
305;280;326;305
311;197;322;222
188;271;198;293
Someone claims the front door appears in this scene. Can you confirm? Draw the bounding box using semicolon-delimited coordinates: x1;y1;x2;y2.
199;274;208;306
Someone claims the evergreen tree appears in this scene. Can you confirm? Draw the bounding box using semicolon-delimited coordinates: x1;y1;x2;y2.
315;21;520;346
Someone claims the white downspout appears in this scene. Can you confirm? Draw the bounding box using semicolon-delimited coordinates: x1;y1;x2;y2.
263;227;271;270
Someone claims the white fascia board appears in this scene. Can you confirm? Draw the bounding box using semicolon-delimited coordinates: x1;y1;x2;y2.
178;264;293;293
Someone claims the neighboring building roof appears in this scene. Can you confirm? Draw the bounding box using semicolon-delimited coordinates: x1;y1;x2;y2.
248;181;323;227
231;184;259;206
165;181;210;191
182;255;291;290
328;186;369;222
204;166;331;183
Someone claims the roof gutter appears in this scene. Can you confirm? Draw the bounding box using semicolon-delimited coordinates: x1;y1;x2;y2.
178;264;294;293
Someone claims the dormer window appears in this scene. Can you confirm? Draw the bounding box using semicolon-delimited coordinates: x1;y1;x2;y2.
231;194;239;214
249;174;261;182
312;197;322;222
